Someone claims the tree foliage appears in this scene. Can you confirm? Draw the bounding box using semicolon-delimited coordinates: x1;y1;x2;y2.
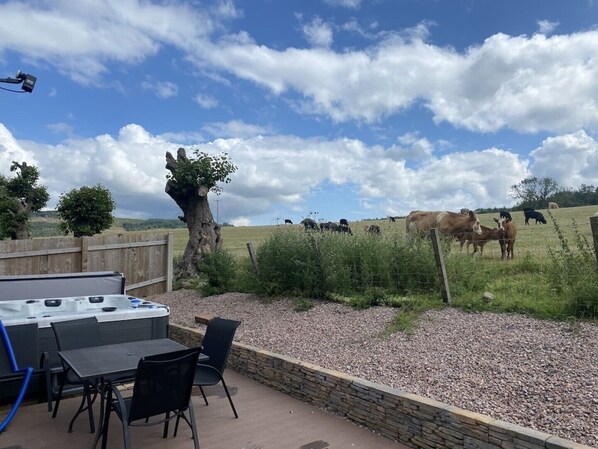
509;177;559;209
0;161;49;239
165;149;237;199
57;185;115;237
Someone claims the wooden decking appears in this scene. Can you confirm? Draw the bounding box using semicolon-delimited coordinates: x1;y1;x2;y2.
1;370;407;449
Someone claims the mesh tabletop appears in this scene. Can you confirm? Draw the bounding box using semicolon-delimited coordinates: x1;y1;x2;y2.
59;339;204;380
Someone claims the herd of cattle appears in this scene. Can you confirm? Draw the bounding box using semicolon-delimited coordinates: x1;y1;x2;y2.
289;207;549;260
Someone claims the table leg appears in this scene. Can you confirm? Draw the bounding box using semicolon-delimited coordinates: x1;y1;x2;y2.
91;378;107;449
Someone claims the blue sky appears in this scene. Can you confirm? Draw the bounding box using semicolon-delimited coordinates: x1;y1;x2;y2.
1;0;598;226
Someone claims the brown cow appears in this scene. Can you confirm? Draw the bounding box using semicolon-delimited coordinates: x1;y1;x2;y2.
497;217;517;260
406;210;482;238
456;223;503;255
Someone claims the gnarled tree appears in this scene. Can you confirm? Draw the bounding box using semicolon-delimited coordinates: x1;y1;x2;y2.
165;147;236;276
0;161;49;240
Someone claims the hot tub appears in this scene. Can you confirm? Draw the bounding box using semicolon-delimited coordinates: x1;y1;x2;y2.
0;294;168;328
0;294;170;401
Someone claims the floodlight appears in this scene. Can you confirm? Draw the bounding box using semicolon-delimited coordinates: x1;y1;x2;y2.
0;70;37;93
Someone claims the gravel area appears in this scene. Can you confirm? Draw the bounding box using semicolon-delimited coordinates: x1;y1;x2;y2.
149;290;598;447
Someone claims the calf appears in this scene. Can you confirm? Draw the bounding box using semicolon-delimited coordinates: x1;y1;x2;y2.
300;218;318;230
284;219;293;225
497;218;517;260
456;220;504;255
499;210;512;221
367;225;381;234
523;208;546;225
320;221;339;232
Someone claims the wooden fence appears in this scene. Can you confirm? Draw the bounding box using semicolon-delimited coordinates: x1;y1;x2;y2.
0;232;174;297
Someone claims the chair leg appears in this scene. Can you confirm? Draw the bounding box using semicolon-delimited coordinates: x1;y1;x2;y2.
219;376;238;418
198;386;208;406
162;411;170;439
51;373;66;418
188;400;200;449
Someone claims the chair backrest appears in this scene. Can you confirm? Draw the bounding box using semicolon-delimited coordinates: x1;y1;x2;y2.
0;323;40;375
51;317;103;351
127;347;200;423
201;317;241;372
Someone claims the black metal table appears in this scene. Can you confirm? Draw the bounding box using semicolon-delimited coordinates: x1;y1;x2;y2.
59;339;207;448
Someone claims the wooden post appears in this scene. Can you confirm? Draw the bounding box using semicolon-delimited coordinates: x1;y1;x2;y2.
430;228;451;304
80;237;88;272
246;242;259;273
590;216;598;269
166;232;174;292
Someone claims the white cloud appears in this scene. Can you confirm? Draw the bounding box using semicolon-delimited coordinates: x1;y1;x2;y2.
302;17;334;48
537;19;559;35
4;123;598;221
324;0;362;9
141;80;178;98
202;120;270;138
194;93;218;109
530;130;598;188
4;3;598;134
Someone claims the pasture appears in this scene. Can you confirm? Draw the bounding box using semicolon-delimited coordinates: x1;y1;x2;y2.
166;205;598;260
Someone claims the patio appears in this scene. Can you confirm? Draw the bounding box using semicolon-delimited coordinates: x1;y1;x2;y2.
0;370;406;449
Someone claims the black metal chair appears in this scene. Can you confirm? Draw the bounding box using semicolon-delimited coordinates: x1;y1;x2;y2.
51;316;103;433
0;320;34;433
191;317;241;418
101;347;201;449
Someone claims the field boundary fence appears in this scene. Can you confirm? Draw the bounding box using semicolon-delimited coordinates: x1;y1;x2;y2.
0;232;174;297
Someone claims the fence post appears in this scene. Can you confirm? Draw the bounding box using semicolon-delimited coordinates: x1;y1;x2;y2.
80;237;88;272
590;215;598;269
246;242;259;274
166;232;174;292
429;228;451;304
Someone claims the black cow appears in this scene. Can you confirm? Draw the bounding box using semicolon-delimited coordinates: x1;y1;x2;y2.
499;211;512;222
388;216;396;222
523;208;547;225
339;218;349;227
367;225;381;234
320;221;339;232
300;218;318;230
284;219;293;225
338;225;352;235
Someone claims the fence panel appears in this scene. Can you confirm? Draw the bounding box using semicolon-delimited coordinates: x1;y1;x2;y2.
0;232;173;297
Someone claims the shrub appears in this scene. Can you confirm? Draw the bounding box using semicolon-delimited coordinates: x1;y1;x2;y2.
196;248;238;296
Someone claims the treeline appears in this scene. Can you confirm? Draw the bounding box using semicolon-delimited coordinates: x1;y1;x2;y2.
121;219;187;231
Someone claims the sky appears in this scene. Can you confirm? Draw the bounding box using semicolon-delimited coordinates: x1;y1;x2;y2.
1;0;598;227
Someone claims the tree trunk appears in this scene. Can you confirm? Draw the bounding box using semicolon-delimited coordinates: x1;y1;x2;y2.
12;201;31;240
165;148;222;276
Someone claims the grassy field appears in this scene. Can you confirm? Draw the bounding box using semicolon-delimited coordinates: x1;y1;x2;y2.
165;205;598;260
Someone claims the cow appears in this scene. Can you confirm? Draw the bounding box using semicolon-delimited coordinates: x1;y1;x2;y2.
300;218;318;230
548;202;559;209
497;217;517;260
523;208;546;225
367;225;381;234
406;210;482;238
320;221;340;232
338;225;352;235
284;219;293;225
456;220;504;255
499;210;512;221
388;216;396;222
339;218;349;227
459;208;470;215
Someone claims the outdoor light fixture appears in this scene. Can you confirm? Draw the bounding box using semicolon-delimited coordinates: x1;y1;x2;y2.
0;70;37;93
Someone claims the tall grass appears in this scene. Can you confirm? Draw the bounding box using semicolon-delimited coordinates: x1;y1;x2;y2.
249;228;438;299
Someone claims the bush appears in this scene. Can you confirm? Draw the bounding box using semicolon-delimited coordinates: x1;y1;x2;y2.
196;248;238;296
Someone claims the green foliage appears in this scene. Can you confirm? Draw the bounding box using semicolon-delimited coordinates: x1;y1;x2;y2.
250;229;438;299
0;161;49;239
56;184;115;237
166;150;237;196
509;176;559;209
293;298;314;312
196;248;238;296
545;212;598;318
121;219;186;231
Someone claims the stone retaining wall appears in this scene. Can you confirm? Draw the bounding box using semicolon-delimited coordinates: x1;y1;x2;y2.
169;323;593;449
